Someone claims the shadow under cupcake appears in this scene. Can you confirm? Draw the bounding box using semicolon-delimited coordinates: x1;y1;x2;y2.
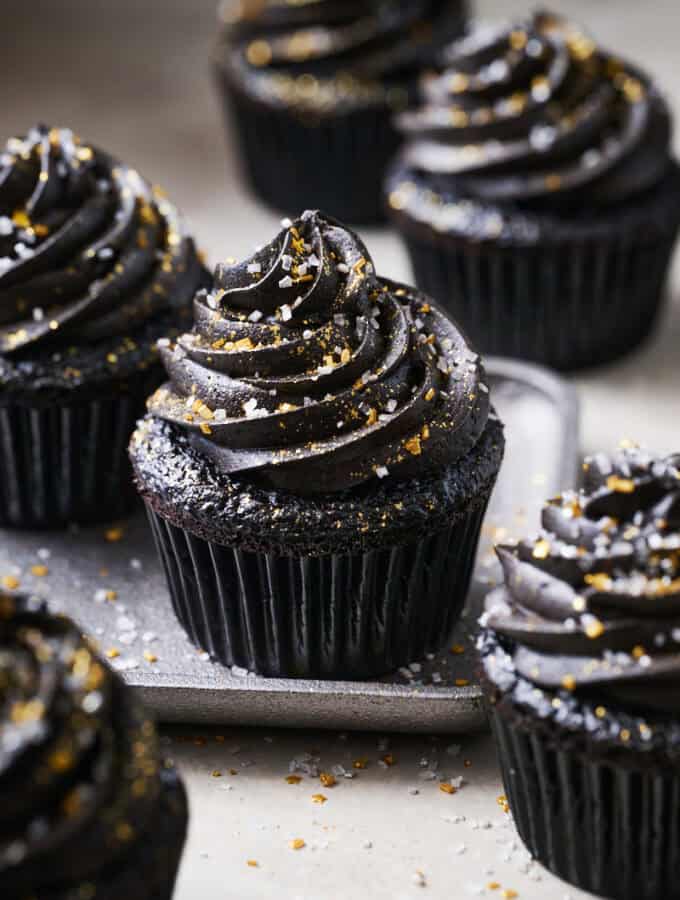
130;210;504;679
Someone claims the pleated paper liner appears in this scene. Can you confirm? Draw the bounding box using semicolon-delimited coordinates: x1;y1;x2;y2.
403;227;678;372
487;701;680;900
145;495;490;680
0;371;161;529
216;72;402;224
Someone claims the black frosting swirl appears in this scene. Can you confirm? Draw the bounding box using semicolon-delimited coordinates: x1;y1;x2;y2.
219;0;467;111
0;593;169;894
390;11;676;235
0;124;204;357
484;447;680;715
147;210;490;495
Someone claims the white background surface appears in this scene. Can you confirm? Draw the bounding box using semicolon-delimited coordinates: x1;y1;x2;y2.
1;1;678;897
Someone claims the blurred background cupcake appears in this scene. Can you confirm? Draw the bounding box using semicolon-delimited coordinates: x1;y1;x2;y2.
386;11;680;370
214;0;468;223
0;591;188;899
130;211;504;678
0;125;207;528
479;446;680;900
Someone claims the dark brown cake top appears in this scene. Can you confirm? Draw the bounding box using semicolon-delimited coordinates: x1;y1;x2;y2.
147;210;491;495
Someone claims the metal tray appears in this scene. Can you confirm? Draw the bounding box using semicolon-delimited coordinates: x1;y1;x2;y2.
0;357;579;734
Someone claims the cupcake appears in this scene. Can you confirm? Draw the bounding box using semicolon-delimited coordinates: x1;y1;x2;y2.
480;446;680;900
214;0;468;224
130;210;504;678
0;124;207;528
386;12;680;370
0;591;188;899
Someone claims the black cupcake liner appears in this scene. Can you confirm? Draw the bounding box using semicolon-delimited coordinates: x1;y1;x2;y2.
488;704;680;900
146;496;489;679
0;372;160;529
402;226;678;372
216;73;402;224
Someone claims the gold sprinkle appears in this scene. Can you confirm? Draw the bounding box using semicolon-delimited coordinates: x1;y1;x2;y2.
502;891;519;900
366;408;378;426
424;388;436;402
455;678;470;687
30;564;49;577
311;794;327;804
246;40;272;67
622;77;644;103
404;435;422;456
561;675;576;691
289;839;306;851
439;782;457;795
212;770;222;778
585;618;605;639
105;527;124;543
2;574;20;592
143;651;158;663
497;794;510;813
353;758;368;770
106;648;120;659
319;773;336;788
545;174;562;191
488;883;501;892
632;645;646;660
200;423;213;435
106;353;118;364
450;644;465;655
510;29;528;49
448;73;469;94
115;822;134;842
247;860;258;868
607;475;636;493
286;775;302;785
595;706;607;719
620;729;631;743
381;754;396;767
12;210;30;229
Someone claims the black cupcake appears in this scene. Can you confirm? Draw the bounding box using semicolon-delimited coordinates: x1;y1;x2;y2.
130;210;504;678
0;591;188;899
480;446;680;900
386;12;680;370
214;0;468;223
0;125;207;528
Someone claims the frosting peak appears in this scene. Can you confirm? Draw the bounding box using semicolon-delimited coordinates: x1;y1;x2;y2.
485;447;680;713
148;210;490;495
0;125;204;356
390;12;675;235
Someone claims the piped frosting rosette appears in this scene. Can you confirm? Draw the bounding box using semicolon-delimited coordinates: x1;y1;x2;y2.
485;447;680;713
147;210;490;495
0;124;203;355
390;11;674;234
